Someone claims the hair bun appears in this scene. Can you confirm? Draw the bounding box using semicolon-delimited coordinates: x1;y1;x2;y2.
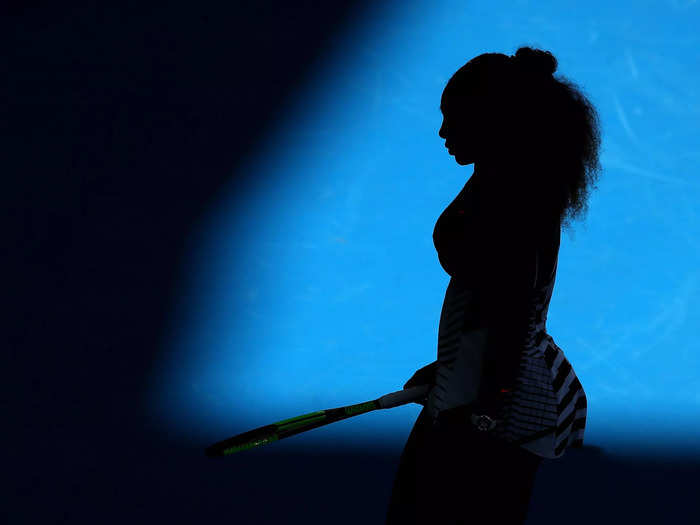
513;47;557;77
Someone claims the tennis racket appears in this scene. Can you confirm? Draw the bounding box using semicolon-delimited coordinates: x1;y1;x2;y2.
205;384;430;457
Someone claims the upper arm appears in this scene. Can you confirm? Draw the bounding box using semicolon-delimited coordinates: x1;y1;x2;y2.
470;192;537;331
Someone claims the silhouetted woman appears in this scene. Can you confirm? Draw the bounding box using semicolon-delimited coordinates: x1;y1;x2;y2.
385;46;602;524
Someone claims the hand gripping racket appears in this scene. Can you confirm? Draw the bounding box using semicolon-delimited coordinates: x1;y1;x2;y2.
205;384;430;457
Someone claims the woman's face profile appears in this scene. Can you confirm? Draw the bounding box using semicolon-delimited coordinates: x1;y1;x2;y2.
439;90;481;166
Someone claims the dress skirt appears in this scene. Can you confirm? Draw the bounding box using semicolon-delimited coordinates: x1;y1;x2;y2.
385;406;543;525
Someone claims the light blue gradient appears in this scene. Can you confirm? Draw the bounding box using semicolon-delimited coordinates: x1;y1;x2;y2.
147;0;700;459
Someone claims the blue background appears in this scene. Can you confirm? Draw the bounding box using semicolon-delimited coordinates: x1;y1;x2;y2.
6;1;700;523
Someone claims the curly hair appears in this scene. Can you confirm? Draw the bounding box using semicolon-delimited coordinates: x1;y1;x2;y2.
443;46;603;237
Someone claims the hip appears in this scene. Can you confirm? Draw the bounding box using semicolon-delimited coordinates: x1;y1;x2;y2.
417;405;544;464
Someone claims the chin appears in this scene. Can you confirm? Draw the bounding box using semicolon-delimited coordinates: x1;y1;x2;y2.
450;150;473;165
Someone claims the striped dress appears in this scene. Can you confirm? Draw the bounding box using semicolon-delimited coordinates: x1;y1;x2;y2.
426;176;587;460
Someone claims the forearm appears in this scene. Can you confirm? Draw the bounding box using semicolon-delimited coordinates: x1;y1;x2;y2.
474;322;527;410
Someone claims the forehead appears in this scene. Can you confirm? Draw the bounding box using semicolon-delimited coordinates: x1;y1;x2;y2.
441;73;481;112
440;89;456;112
440;88;471;113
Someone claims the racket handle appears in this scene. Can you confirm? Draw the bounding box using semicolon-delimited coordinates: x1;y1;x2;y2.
377;384;430;409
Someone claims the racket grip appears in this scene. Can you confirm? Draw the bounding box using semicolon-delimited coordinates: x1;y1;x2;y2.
377;384;430;409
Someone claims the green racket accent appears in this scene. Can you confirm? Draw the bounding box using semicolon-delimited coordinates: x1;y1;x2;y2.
344;401;376;416
276;411;327;432
221;433;280;456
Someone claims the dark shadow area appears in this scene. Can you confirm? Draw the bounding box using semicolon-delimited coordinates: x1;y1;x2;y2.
10;435;700;523
4;2;698;523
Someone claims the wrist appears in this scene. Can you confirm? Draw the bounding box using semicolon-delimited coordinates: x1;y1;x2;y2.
470;412;499;432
